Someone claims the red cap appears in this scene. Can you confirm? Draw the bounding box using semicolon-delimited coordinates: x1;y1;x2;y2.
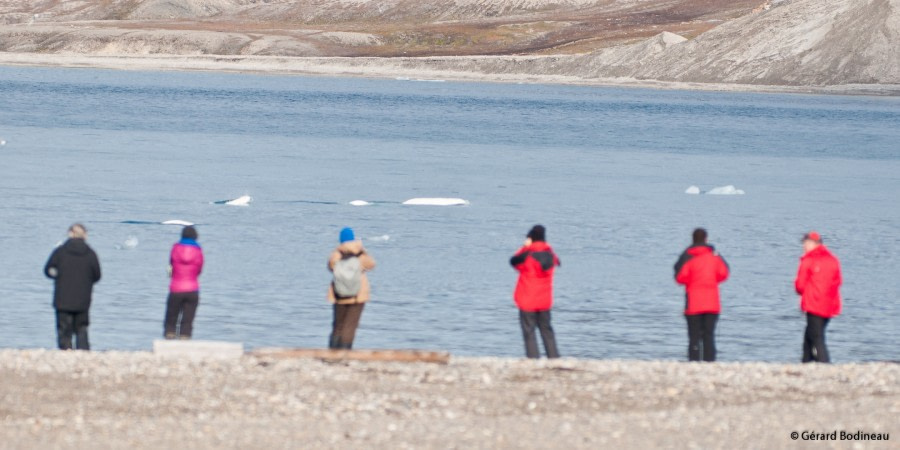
802;231;822;243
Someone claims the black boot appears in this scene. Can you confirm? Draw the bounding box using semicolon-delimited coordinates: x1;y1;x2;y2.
328;334;342;349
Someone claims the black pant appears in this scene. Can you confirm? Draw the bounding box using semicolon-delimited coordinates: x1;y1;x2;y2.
686;313;718;362
803;313;831;363
56;310;89;350
330;303;365;349
164;291;199;338
519;310;560;359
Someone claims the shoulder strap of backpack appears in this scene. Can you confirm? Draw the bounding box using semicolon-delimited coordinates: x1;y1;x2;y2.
340;250;363;259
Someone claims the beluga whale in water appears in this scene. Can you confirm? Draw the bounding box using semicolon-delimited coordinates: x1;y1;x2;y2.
402;198;470;206
162;220;194;226
214;195;253;206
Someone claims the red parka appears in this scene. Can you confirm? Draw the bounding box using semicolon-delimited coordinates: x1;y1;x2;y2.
674;245;729;315
511;241;560;312
795;245;842;318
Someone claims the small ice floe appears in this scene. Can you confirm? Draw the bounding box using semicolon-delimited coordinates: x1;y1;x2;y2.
349;200;371;206
415;79;446;83
115;236;139;250
368;234;390;242
402;198;470;206
162;219;194;226
0;139;6;146
685;185;701;195
706;185;745;195
396;77;411;81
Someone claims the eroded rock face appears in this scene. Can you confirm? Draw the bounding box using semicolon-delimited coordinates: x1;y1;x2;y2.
627;0;900;85
1;0;898;87
0;0;759;57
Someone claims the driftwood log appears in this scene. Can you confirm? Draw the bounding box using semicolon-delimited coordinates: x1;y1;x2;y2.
250;348;451;364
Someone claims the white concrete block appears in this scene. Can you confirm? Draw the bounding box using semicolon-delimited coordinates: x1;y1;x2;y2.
153;340;244;360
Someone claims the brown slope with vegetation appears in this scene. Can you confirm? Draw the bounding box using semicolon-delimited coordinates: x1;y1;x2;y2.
0;0;760;57
1;0;897;89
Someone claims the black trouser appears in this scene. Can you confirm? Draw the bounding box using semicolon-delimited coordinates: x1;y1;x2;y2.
330;303;365;349
519;310;560;359
803;313;831;363
56;310;89;350
164;291;199;338
686;313;718;362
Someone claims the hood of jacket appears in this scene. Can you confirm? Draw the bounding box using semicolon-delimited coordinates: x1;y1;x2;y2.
527;241;553;252
172;240;202;264
686;244;715;256
63;238;92;256
801;244;831;261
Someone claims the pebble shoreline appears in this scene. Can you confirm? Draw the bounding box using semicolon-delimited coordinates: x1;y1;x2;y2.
0;349;896;449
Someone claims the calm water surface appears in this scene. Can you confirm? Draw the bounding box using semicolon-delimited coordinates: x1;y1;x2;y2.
1;66;898;361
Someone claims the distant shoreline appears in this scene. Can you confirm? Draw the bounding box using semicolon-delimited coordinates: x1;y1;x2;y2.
3;52;899;97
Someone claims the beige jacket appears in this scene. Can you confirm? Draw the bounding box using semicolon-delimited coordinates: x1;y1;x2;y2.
327;240;376;305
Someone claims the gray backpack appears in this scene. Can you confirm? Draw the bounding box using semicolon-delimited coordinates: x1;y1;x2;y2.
332;252;362;298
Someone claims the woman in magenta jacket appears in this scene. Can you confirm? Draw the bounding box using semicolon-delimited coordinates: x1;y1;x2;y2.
164;226;204;339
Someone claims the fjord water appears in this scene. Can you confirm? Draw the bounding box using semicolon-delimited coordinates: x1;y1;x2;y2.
1;66;898;362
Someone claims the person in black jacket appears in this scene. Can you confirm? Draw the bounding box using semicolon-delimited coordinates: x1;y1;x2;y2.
44;224;101;350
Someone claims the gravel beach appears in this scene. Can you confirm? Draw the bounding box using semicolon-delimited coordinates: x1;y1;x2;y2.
0;350;896;449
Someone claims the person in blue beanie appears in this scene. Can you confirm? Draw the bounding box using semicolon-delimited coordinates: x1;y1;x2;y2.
327;227;376;349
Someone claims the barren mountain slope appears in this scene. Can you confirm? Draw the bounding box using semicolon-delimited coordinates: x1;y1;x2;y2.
627;0;900;85
431;0;900;86
0;0;760;56
1;0;897;88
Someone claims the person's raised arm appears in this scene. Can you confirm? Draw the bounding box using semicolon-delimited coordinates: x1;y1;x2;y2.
360;248;376;271
673;251;690;284
327;250;339;272
510;238;533;267
716;253;729;282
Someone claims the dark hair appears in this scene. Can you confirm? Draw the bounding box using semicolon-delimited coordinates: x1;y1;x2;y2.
527;225;546;242
182;226;198;240
692;228;708;245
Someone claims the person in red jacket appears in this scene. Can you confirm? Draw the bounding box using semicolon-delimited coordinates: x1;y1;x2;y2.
794;231;842;363
164;226;204;339
674;228;729;362
510;225;561;359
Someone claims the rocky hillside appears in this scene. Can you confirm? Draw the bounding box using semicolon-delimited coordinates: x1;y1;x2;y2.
337;0;900;86
1;0;897;87
625;0;900;85
0;0;760;56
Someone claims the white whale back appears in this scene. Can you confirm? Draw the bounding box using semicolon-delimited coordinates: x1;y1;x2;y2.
225;195;253;206
402;198;469;206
